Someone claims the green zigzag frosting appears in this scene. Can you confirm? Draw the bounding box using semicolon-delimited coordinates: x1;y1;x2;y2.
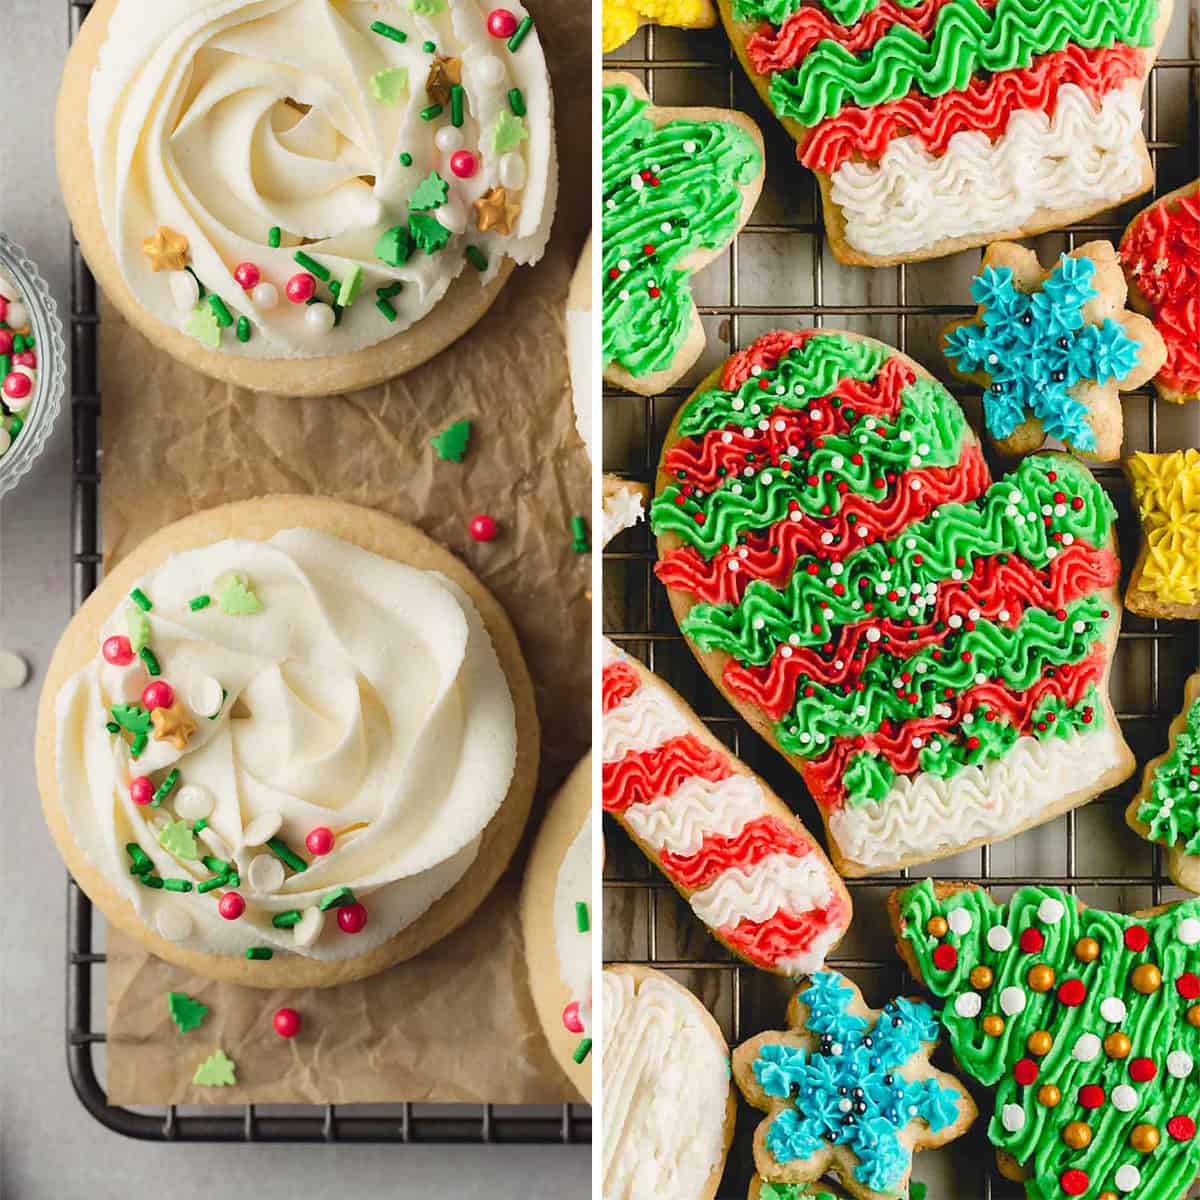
653;376;967;554
678;455;1116;664
767;0;1158;127
675;333;888;439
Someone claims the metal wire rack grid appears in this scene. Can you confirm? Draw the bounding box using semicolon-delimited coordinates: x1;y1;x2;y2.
603;18;1200;1199
63;0;590;1147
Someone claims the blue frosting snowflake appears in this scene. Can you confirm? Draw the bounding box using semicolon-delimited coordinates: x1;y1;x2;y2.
753;973;960;1195
943;255;1142;453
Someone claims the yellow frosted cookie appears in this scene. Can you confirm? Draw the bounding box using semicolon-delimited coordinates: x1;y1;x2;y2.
1125;449;1200;618
603;0;717;53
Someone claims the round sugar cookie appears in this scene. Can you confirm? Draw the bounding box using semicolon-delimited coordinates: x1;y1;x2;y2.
602;964;736;1200
57;0;560;396
36;496;539;988
520;753;592;1101
566;236;593;459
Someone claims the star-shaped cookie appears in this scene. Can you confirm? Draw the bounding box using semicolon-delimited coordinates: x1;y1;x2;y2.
943;241;1166;462
733;972;975;1200
602;0;717;53
141;226;190;273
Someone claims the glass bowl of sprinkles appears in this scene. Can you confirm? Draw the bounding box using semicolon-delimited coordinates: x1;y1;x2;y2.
0;233;65;498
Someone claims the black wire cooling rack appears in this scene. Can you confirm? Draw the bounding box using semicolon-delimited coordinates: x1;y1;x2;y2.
65;0;590;1147
603;14;1200;1198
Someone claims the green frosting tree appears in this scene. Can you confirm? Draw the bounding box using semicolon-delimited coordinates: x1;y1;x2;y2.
1135;692;1200;855
896;881;1200;1200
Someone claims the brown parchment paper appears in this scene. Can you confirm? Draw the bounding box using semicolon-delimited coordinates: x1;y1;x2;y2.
95;0;591;1106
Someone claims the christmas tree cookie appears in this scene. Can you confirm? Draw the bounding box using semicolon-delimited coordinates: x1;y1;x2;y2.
733;971;976;1200
652;328;1134;876
891;880;1200;1200
603;639;852;975
943;242;1166;462
1128;670;1200;891
1124;450;1200;619
603;0;717;52
718;0;1169;265
1119;179;1200;405
750;1179;854;1199
603;72;764;396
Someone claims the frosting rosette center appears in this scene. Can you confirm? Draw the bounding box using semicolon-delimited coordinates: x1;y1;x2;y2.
54;528;518;960
88;0;557;357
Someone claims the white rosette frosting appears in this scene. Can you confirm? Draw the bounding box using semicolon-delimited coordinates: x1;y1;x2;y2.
54;529;518;959
88;0;557;357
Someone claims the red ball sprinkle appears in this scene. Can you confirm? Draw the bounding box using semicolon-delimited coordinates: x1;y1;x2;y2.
1177;972;1200;1000
1020;928;1045;954
130;776;154;807
1124;925;1150;952
234;262;261;290
932;943;958;971
1078;1085;1105;1109
142;681;175;711
1129;1057;1157;1082
286;273;317;304
486;7;518;36
14;350;35;369
1057;979;1086;1007
1012;1058;1038;1086
306;826;335;856
449;150;478;179
562;1000;584;1034
1168;1115;1196;1142
470;514;498;542
3;372;32;401
273;1007;302;1039
337;902;368;934
102;635;135;666
1060;1169;1089;1196
0;331;12;355
218;892;246;921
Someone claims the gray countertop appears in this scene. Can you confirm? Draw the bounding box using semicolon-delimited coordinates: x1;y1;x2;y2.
0;4;590;1196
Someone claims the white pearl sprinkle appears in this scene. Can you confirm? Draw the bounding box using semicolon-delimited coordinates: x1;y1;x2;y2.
169;270;201;312
999;986;1026;1015
1001;1103;1025;1132
475;54;505;86
248;852;286;894
173;785;214;821
435;126;464;152
954;992;982;1018
305;302;336;334
251;282;279;310
1100;997;1127;1023
988;926;1013;952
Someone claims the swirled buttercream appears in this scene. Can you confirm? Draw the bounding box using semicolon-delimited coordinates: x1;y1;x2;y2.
602;969;730;1200
553;812;592;1035
55;529;517;959
88;0;556;357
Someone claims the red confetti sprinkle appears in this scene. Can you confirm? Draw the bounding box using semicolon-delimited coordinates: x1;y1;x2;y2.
1168;1116;1196;1142
1057;979;1086;1007
1124;925;1150;952
1129;1057;1157;1082
1078;1085;1105;1109
1176;973;1200;1000
932;944;958;971
1020;929;1045;954
1013;1058;1038;1086
1060;1169;1089;1196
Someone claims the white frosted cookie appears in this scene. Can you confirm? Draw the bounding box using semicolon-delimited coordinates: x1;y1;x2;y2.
520;754;592;1100
59;0;558;394
36;496;539;988
567;236;593;459
602;473;647;548
602;964;736;1200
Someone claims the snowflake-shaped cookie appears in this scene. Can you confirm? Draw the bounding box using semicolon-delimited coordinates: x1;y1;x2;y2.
943;241;1165;461
733;972;975;1200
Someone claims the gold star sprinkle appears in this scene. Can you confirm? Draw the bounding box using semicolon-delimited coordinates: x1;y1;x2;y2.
151;702;197;751
141;227;190;273
425;56;462;106
473;187;521;236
